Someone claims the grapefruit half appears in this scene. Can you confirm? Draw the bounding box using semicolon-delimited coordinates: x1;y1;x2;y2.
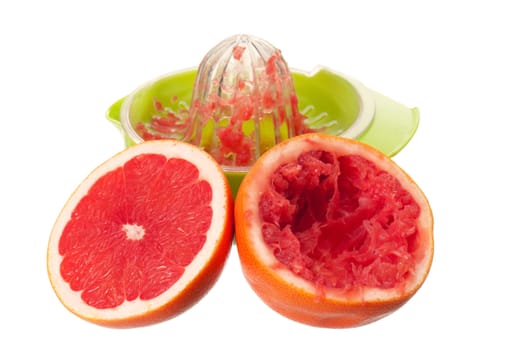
47;140;233;327
234;133;433;328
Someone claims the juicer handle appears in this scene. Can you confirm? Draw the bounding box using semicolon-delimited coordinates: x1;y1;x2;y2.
294;66;420;157
356;89;420;157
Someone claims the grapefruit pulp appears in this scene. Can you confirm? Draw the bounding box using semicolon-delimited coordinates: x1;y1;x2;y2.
47;140;233;327
234;133;433;328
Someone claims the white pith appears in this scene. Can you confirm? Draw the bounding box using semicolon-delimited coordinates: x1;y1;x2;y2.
242;134;433;302
47;140;229;321
123;223;146;241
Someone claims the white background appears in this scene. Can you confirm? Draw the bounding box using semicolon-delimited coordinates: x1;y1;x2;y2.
1;0;525;348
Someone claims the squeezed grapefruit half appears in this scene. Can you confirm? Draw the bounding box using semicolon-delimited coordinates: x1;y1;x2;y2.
47;140;233;327
235;133;434;328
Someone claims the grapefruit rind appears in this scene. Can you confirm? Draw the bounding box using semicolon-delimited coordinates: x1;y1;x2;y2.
47;140;233;327
235;133;433;328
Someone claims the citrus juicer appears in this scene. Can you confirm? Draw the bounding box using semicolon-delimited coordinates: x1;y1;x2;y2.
107;34;420;195
183;34;317;170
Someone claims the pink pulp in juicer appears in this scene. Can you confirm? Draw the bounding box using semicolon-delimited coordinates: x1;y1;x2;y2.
136;34;313;169
136;96;190;140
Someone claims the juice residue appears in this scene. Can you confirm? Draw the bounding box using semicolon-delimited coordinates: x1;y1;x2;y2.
137;44;313;168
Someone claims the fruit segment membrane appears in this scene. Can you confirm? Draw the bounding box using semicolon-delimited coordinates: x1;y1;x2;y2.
259;150;420;291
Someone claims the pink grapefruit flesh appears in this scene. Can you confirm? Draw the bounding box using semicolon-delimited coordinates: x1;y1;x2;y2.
47;140;233;327
260;149;420;291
